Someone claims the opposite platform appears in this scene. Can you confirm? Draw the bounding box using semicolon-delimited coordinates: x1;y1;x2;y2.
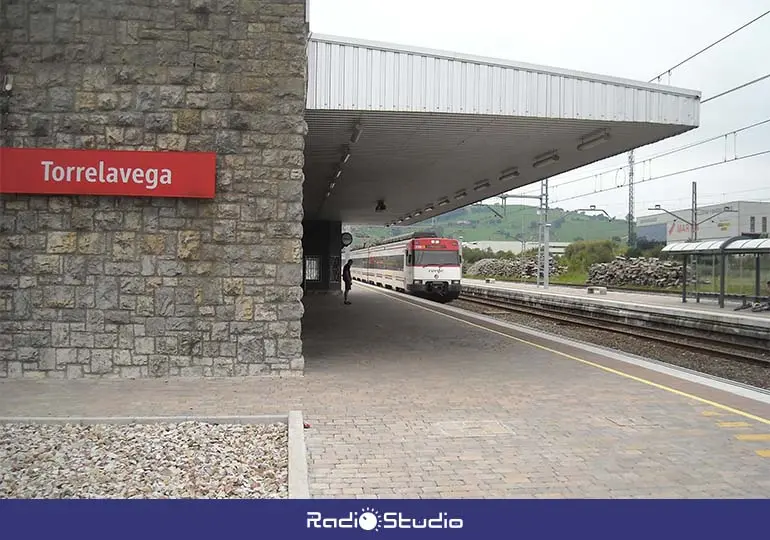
462;278;770;343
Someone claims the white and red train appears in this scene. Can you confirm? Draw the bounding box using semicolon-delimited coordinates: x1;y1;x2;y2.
347;232;462;303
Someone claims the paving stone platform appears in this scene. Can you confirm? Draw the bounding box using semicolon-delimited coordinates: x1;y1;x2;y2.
1;286;770;498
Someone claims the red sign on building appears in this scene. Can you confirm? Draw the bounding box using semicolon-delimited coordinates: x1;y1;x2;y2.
0;147;216;198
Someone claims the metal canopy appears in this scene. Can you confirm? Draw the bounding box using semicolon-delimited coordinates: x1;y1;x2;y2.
662;236;770;309
303;34;701;225
661;240;730;254
662;238;770;254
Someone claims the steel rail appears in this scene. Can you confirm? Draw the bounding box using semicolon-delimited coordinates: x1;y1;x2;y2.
457;293;770;366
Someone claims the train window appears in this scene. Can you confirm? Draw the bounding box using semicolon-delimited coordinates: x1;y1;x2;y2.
414;250;461;266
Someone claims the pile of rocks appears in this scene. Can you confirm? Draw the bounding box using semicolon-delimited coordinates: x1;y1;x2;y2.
587;257;685;288
467;256;567;279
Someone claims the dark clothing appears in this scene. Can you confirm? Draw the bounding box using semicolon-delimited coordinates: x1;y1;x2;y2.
342;263;352;303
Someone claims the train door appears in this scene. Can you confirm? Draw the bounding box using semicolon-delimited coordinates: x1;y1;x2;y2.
404;247;414;285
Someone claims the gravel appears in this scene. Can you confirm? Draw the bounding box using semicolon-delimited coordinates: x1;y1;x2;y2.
0;421;288;498
453;299;770;391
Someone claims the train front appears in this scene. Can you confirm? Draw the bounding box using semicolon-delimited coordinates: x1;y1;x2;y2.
408;237;462;302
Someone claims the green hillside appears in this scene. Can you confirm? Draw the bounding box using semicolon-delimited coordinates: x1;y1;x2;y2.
349;204;629;248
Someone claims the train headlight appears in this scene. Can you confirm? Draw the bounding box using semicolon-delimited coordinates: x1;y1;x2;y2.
414;280;422;284
451;280;460;284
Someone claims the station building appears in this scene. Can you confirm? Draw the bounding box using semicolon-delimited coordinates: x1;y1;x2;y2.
0;0;701;378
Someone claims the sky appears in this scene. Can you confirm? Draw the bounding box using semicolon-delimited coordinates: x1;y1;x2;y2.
307;0;770;220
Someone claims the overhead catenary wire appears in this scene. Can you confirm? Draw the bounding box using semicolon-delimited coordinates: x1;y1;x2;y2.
511;116;770;197
701;72;770;104
648;9;770;83
500;10;770;208
551;149;770;204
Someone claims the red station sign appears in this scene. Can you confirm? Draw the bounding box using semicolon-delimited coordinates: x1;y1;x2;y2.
0;147;216;198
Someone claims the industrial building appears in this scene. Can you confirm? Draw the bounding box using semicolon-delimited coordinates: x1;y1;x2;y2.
637;201;770;243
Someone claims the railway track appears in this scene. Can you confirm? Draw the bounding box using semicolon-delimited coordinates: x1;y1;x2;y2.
458;293;770;366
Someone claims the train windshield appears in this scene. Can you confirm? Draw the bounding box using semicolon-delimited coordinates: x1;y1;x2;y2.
413;250;461;266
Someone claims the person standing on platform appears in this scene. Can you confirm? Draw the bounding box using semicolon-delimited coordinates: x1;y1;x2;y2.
342;259;353;305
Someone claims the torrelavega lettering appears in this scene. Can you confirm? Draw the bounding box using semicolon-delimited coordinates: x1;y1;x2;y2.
41;160;172;190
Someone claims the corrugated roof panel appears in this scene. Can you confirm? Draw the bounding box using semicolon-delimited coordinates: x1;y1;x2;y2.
662;238;770;254
307;36;700;124
661;240;727;253
725;238;770;251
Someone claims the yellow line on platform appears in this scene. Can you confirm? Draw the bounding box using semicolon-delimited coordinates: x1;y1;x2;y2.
756;450;770;457
371;286;770;426
717;421;751;428
736;434;770;441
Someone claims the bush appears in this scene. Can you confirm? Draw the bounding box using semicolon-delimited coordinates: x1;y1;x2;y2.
462;247;493;266
625;239;665;259
563;240;615;272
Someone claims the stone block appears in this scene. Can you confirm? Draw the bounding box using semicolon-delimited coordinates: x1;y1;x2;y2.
235;296;254;321
148;355;170;377
222;278;244;296
177;231;201;260
157;133;188;151
94;276;120;309
77;233;105;254
237;334;264;363
56;348;79;367
45;286;75;308
159;86;186;107
83;65;110;91
175;109;201;134
112;232;136;260
135;337;156;355
142;234;166;255
70;332;94;348
90;350;114;374
47;232;77;253
97;93;119;110
145;112;173;132
253;304;277;321
276;339;302;358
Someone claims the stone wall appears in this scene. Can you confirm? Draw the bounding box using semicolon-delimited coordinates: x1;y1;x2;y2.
0;0;308;378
